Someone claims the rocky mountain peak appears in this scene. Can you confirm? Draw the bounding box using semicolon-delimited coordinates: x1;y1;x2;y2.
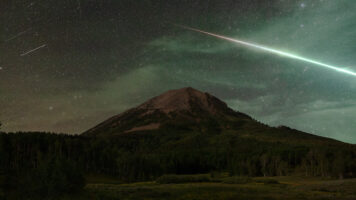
137;87;229;115
83;87;249;136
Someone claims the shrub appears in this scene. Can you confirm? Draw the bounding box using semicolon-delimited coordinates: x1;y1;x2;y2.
210;171;229;179
255;178;279;184
222;176;251;184
156;174;211;184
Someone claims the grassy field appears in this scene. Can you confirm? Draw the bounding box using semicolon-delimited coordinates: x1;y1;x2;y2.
82;175;356;200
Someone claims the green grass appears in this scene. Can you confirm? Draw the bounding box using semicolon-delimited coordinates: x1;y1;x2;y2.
221;176;252;184
81;176;356;200
86;174;124;185
156;174;211;184
5;174;356;199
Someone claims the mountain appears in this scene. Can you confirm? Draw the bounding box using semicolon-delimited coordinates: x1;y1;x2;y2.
83;87;343;145
83;87;251;136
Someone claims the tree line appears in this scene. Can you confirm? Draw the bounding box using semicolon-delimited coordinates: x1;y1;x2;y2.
0;130;356;198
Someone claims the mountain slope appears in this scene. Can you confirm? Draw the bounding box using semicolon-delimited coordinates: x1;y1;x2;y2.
83;87;252;136
82;87;344;146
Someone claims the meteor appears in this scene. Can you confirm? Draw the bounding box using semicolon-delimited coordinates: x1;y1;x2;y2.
20;44;47;56
177;25;356;77
5;28;31;42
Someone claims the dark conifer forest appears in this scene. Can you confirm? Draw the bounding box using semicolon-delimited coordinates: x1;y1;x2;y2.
1;128;356;198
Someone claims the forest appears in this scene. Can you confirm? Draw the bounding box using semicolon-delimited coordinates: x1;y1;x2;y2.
1;128;356;199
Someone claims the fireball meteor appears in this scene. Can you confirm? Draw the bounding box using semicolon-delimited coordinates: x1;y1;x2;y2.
177;25;356;77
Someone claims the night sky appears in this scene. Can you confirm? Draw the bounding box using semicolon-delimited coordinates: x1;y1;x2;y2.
1;0;356;143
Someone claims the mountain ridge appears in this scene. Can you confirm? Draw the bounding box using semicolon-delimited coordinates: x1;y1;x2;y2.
82;87;345;147
83;87;254;136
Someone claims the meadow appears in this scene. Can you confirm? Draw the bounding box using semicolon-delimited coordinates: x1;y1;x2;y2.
79;175;356;200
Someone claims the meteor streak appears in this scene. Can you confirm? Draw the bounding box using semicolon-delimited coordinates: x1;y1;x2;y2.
177;25;356;77
20;44;47;56
5;28;31;42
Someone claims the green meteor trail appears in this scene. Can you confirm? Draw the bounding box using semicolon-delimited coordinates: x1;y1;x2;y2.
178;25;356;77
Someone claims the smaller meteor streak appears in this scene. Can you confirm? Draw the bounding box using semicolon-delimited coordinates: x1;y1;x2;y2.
5;28;31;42
176;25;356;77
20;44;47;56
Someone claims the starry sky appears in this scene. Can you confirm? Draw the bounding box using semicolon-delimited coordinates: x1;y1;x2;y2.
1;0;356;143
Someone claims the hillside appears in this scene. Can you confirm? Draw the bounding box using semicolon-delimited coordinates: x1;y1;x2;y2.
83;87;251;136
83;87;344;146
